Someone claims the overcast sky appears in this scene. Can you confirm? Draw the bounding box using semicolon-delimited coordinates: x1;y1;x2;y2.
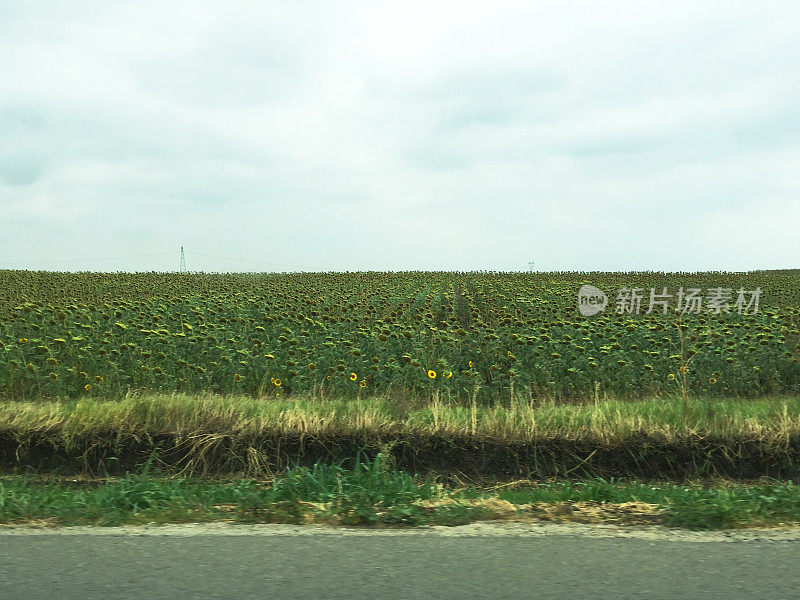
1;1;798;272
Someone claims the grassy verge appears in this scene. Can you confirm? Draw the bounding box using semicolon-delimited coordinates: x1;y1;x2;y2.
2;393;800;479
455;478;800;529
3;393;800;442
2;457;799;530
0;456;486;528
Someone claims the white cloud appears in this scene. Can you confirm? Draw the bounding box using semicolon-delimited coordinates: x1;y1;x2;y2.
0;0;798;271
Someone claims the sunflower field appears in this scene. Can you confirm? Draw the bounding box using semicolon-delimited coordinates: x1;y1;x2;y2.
1;270;798;402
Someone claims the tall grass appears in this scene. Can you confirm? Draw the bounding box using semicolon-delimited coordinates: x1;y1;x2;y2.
0;455;445;527
2;463;800;530
2;393;799;445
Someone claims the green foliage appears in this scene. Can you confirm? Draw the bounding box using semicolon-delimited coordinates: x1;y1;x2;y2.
3;469;800;530
0;456;441;527
460;478;800;529
0;270;798;402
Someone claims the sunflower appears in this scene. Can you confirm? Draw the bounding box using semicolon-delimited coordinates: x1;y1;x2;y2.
84;383;91;391
350;372;357;381
94;375;104;383
667;373;676;381
679;365;689;375
234;373;242;382
359;380;366;388
274;378;282;386
308;362;317;370
445;371;452;378
709;377;717;384
427;370;436;379
468;361;473;368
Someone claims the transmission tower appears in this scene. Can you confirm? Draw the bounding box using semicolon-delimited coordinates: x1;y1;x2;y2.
179;246;187;273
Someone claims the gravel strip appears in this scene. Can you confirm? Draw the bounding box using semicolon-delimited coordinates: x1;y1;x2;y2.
2;520;799;542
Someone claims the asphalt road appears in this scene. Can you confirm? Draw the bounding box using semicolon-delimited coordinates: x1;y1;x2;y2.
1;525;798;600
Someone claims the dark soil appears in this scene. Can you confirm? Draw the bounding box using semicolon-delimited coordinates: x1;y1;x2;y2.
2;430;799;480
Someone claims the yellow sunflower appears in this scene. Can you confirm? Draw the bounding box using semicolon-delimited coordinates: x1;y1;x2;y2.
427;370;436;379
350;372;357;381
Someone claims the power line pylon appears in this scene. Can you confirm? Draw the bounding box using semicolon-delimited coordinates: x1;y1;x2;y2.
179;246;187;273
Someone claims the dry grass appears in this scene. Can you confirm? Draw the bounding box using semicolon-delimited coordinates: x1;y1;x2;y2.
3;393;799;479
2;393;800;445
